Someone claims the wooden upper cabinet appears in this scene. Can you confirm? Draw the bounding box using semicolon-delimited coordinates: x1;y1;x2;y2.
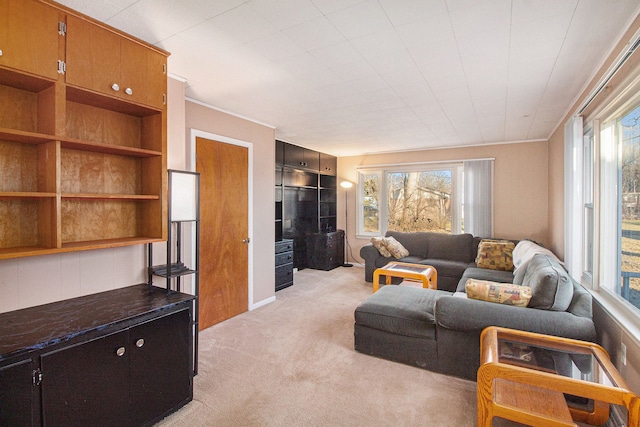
0;0;60;79
65;15;167;109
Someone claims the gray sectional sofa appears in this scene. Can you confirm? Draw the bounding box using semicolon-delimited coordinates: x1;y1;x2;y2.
360;231;513;292
355;232;596;381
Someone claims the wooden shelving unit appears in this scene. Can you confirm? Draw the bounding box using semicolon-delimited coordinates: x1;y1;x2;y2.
0;0;168;260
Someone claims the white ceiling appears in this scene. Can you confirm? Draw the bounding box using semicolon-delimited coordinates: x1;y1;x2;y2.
54;0;640;156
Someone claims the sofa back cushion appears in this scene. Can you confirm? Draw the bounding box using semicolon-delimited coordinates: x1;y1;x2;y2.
523;254;574;311
426;233;474;263
385;231;429;258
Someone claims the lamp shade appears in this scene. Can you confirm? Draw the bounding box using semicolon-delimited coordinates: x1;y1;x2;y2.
340;181;353;189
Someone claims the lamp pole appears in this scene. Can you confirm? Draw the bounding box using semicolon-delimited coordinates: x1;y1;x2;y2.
340;181;353;267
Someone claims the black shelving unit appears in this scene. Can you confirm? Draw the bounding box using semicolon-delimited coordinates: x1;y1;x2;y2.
148;170;200;375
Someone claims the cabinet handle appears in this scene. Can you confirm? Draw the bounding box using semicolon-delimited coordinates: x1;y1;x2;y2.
116;346;126;357
0;49;3;57
111;83;120;92
136;338;145;348
125;87;133;96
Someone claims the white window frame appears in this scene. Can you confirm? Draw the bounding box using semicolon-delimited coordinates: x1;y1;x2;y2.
356;162;463;238
573;74;640;334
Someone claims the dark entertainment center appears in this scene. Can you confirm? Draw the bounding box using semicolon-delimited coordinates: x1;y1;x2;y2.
275;140;343;290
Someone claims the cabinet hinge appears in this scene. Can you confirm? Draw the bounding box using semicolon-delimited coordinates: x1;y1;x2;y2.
163;63;167;74
58;21;66;36
32;368;42;386
57;60;66;75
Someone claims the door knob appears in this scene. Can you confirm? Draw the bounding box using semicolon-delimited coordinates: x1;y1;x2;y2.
242;238;250;244
116;346;126;357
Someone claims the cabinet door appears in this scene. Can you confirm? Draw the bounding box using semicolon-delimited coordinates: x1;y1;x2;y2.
303;148;320;171
40;331;130;427
284;143;305;168
0;357;34;426
65;14;121;97
0;0;59;79
319;153;336;175
66;15;167;109
120;38;167;109
129;309;192;426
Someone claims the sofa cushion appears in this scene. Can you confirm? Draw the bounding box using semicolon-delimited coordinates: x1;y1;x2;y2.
371;237;392;257
426;233;474;263
475;239;515;271
422;259;469;279
354;286;448;340
513;240;561;274
383;236;410;258
465;278;532;307
457;267;515;292
385;231;429;258
523;254;574;311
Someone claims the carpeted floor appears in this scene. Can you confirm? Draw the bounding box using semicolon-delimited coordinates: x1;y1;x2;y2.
155;266;477;426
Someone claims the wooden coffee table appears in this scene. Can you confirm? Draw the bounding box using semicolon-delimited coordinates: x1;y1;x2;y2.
477;326;640;427
372;262;437;292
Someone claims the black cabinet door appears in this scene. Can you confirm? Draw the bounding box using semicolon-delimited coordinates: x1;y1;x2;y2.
40;331;130;427
129;309;192;426
319;153;336;175
284;143;320;170
284;143;305;168
0;357;34;426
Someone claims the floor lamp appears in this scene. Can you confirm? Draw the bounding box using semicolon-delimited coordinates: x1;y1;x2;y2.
340;180;353;267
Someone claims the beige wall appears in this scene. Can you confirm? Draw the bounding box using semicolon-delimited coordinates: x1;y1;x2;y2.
338;141;548;264
185;100;276;306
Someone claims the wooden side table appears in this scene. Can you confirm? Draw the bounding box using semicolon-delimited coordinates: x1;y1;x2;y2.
372;262;437;292
477;326;640;427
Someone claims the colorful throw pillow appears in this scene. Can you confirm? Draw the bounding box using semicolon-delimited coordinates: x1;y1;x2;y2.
383;236;409;259
475;239;515;271
465;278;532;307
371;237;392;257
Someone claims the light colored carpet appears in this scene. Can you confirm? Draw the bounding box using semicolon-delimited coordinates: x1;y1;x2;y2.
156;267;477;426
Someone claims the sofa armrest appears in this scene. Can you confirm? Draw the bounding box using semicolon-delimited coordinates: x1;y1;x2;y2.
360;244;380;261
435;296;596;342
360;244;383;282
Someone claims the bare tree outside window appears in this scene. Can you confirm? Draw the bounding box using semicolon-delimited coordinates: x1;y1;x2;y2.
620;104;640;310
363;174;379;233
387;170;452;233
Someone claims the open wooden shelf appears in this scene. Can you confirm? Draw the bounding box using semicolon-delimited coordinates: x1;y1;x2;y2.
0;0;168;259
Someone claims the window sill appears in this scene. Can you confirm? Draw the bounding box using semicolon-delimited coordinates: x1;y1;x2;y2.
587;287;640;348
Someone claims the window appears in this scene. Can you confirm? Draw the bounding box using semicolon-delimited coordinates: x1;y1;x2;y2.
357;164;464;237
598;104;640;312
583;127;594;284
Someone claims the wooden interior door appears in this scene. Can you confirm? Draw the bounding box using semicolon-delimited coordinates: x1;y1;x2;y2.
196;137;249;329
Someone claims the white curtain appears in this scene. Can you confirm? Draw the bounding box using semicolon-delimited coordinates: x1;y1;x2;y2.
564;116;583;280
463;159;494;237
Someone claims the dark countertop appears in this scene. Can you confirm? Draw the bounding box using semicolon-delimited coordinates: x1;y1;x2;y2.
0;284;195;361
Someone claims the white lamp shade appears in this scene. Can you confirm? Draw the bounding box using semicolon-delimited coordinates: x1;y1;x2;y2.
340;181;353;189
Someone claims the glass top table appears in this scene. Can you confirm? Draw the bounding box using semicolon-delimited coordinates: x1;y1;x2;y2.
477;326;640;427
372;262;437;293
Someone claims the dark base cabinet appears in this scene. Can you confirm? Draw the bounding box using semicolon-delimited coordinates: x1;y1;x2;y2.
275;239;294;291
306;231;344;271
0;357;34;426
0;284;195;427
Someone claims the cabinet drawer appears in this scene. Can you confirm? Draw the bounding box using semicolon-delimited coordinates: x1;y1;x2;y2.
275;251;293;266
275;239;294;253
275;263;293;285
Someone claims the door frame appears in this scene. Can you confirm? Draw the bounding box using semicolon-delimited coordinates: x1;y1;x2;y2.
189;128;255;310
